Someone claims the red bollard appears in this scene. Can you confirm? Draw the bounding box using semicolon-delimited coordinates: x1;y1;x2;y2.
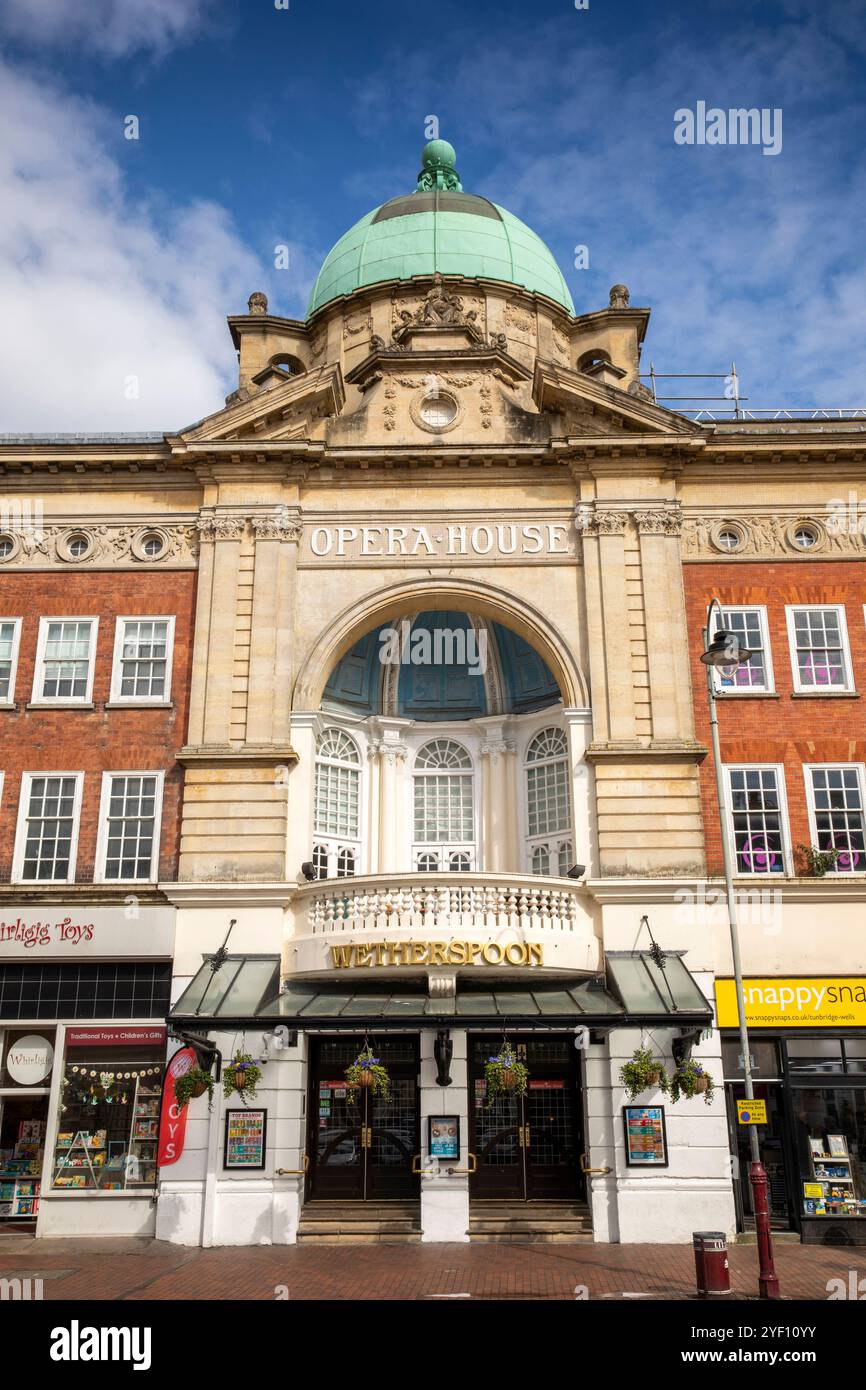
693;1231;731;1297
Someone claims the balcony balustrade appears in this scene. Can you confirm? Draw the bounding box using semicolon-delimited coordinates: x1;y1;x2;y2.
292;871;587;936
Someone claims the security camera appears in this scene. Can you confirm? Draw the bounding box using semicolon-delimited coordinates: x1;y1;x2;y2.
300;861;317;882
567;864;586;879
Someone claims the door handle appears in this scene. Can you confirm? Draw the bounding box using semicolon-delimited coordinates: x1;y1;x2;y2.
445;1152;477;1176
411;1153;439;1177
276;1155;309;1175
579;1151;611;1175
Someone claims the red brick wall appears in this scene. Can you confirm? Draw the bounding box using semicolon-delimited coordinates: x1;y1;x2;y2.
0;572;195;883
684;562;866;875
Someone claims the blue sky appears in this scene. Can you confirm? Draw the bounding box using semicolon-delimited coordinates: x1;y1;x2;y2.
1;0;864;428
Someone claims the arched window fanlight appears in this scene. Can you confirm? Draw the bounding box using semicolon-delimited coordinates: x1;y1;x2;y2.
415;738;472;770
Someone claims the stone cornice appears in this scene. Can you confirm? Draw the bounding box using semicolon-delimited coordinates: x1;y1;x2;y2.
584;740;708;764
160;881;297;907
177;744;299;767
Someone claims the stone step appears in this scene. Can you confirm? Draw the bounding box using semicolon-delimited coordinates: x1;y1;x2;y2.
297;1231;423;1245
468;1200;592;1242
301;1201;418;1214
297;1199;422;1243
470;1230;595;1244
298;1218;421;1234
470;1216;592;1231
470;1204;590;1218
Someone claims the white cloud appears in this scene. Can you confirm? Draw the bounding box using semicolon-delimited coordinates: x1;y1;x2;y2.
0;59;308;432
0;0;211;58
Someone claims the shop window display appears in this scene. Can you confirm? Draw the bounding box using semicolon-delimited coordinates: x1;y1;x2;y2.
0;1099;47;1221
53;1044;163;1191
793;1088;866;1218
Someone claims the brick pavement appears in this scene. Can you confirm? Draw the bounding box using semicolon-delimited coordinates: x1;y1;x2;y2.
0;1234;858;1300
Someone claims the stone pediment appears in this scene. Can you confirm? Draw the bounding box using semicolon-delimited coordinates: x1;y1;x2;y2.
533;360;701;438
346;344;531;396
173;363;345;444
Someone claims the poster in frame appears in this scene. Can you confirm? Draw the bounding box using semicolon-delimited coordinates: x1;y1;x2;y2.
223;1109;267;1170
622;1105;668;1167
428;1115;460;1160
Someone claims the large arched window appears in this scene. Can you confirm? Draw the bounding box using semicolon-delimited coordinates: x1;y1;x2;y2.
313;728;361;878
413;738;476;871
525;727;572;875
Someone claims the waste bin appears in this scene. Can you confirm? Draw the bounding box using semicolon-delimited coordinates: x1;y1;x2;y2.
693;1231;731;1297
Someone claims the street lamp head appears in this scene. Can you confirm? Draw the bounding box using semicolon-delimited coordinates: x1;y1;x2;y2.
700;628;754;675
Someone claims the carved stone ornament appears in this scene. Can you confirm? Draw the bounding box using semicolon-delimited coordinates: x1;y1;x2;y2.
0;522;199;569
480;738;514;765
574;507;628;537
343;314;373;341
198;516;246;542
682;512;865;559
632;509;682;536
252;512;303;542
248;291;268;315
504;301;533;334
609;283;630;309
372;739;409;766
391;276;484;345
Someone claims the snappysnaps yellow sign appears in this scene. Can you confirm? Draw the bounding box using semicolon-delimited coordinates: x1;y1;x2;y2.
715;977;866;1029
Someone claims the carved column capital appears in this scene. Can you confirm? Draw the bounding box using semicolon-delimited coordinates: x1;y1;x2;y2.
198;515;246;542
632;508;682;536
252;511;303;543
575;506;629;537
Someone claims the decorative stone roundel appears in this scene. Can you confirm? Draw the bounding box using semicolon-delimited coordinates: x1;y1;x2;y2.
410;388;463;434
786;518;825;552
709;519;748;554
56;529;94;563
131;527;170;561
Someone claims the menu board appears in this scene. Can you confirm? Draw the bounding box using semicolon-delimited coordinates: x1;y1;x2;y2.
429;1116;460;1160
623;1105;668;1167
224;1109;267;1170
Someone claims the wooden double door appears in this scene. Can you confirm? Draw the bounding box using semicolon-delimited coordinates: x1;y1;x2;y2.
469;1035;585;1201
307;1036;420;1201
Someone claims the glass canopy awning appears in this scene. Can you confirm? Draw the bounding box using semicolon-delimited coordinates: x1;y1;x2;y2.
170;950;713;1031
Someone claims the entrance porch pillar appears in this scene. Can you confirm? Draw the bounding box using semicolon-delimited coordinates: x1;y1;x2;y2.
419;1028;470;1242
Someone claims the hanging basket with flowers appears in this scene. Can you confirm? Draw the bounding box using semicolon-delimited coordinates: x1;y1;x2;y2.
619;1045;670;1101
222;1051;263;1104
668;1058;715;1106
345;1047;391;1104
484;1043;529;1108
174;1066;216;1111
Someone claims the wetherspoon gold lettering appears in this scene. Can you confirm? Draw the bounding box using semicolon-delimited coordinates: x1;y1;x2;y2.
329;940;544;968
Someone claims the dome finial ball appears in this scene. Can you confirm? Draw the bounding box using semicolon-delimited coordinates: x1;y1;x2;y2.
421;138;457;169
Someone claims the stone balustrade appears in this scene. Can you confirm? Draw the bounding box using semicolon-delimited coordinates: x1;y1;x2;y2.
292;871;586;936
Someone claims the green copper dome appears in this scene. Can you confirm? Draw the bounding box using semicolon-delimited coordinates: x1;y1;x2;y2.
307;141;574;317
